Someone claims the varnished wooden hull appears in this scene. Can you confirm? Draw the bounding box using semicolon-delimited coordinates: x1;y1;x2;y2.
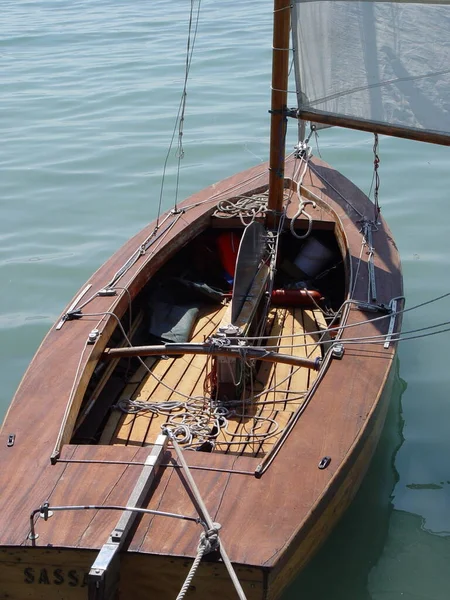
0;155;402;599
0;366;397;600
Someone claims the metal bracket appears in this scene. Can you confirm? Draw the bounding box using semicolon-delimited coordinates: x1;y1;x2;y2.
98;288;117;297
56;284;92;330
213;325;246;402
88;435;168;600
268;106;295;117
39;502;53;520
294;140;311;159
365;223;377;302
87;329;100;345
331;343;345;359
356;301;389;314
384;298;398;348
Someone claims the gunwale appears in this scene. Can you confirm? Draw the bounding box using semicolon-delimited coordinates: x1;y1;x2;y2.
0;153;402;598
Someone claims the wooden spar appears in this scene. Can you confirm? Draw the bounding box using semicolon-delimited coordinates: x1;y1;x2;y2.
267;0;291;228
297;109;450;147
103;343;320;371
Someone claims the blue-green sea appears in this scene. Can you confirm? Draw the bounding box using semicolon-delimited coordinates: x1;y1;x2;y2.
1;2;450;598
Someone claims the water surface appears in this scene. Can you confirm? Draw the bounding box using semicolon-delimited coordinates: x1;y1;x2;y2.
1;2;450;598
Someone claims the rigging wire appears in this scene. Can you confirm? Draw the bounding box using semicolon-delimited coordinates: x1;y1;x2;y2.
307;161;365;219
233;292;450;342
372;133;381;221
339;325;450;346
156;0;202;225
313;125;322;158
174;0;202;211
67;286;450;454
73;154;296;311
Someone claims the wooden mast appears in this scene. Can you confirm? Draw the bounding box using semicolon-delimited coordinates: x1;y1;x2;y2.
267;0;291;228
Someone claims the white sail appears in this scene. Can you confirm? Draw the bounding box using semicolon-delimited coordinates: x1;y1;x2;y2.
291;0;450;143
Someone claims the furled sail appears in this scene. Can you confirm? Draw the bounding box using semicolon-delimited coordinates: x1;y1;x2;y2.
291;0;450;145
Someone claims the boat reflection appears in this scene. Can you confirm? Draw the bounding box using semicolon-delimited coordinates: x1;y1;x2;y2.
283;358;406;599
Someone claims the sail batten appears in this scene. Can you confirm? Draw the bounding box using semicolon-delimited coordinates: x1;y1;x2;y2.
292;0;450;144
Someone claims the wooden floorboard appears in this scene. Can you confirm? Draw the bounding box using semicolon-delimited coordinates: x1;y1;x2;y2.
112;304;325;458
111;304;228;447
246;305;318;457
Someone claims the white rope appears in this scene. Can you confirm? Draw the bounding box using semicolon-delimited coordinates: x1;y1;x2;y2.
167;431;248;600
290;147;317;240
270;86;297;94
214;193;269;225
115;398;184;415
224;315;450;350
176;540;207;600
71;285;450;451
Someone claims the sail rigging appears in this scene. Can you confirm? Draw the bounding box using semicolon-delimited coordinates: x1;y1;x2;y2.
291;0;450;145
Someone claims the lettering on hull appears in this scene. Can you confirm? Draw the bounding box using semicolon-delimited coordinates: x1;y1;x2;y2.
24;567;89;587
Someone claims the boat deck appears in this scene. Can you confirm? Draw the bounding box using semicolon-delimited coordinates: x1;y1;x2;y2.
0;155;403;600
103;303;325;456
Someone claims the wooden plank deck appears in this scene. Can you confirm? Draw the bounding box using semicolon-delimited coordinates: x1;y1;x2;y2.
224;306;323;457
107;303;228;446
108;302;326;458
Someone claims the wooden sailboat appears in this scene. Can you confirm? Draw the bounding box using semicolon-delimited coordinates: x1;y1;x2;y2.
3;0;449;597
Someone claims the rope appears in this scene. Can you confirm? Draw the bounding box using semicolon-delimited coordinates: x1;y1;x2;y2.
174;0;202;212
167;430;248;600
270;86;297;94
372;133;381;222
313;125;322;158
214;193;269;225
176;527;220;599
176;541;207;600
290;147;316;240
115;395;287;451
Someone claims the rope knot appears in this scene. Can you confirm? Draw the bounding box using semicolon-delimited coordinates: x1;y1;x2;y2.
199;523;221;554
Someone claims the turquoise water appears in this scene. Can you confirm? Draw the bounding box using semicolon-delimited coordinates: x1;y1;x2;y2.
1;1;450;598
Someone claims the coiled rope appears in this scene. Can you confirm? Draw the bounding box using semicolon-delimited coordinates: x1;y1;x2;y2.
214;193;269;225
